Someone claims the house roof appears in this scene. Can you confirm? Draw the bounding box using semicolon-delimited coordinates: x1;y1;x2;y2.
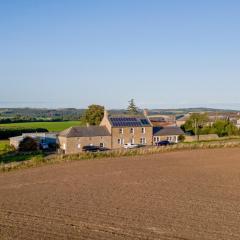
59;126;111;138
153;126;184;136
108;116;151;127
149;117;166;122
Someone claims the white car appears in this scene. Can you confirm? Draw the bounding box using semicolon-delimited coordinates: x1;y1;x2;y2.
123;143;139;149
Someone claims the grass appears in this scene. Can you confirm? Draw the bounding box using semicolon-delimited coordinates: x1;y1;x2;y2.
1;139;240;173
0;140;9;151
0;151;45;164
0;121;83;132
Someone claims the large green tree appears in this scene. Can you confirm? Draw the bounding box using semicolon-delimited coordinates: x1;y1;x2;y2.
183;113;209;140
82;104;104;126
127;99;139;115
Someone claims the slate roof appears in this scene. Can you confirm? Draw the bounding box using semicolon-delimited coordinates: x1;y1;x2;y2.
108;116;151;127
153;126;184;136
59;126;111;138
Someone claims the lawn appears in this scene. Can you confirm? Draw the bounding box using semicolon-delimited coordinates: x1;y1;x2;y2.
0;121;83;132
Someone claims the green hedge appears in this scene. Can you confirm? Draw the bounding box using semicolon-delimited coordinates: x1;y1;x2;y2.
0;128;48;140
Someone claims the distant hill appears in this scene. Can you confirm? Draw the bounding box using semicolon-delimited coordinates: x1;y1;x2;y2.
109;107;239;116
0;107;239;121
147;108;239;115
0;108;85;120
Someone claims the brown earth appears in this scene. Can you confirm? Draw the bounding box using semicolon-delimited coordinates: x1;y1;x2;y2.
1;148;240;240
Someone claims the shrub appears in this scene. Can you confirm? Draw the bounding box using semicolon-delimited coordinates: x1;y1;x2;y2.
18;137;38;152
178;135;186;142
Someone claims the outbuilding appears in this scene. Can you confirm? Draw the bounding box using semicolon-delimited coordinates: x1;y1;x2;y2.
153;126;184;144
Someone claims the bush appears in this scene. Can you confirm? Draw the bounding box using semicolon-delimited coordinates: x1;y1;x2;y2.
178;135;186;142
18;137;38;152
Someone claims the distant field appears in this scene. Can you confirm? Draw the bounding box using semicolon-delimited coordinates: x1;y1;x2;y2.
0;121;83;132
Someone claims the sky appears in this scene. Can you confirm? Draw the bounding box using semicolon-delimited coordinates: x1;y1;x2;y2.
0;0;240;109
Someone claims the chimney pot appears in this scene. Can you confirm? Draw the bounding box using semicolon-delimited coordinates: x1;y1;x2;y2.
143;109;149;116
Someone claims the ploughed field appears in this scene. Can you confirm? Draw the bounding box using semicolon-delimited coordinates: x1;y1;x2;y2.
1;148;240;240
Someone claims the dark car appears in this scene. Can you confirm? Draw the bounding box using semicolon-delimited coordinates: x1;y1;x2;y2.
82;145;109;152
156;140;171;146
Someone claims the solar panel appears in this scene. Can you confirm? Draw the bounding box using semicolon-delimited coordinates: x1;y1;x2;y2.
140;119;149;125
110;117;149;127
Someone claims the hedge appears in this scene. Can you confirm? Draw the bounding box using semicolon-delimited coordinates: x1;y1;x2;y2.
0;128;48;140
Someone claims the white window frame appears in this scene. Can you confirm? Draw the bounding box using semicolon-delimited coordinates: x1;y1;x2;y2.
119;128;124;134
167;136;173;142
118;138;124;145
141;128;146;134
77;144;81;149
140;138;146;144
100;142;104;147
131;138;134;144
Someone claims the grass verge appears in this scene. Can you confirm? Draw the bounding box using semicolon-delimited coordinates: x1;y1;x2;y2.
1;139;240;173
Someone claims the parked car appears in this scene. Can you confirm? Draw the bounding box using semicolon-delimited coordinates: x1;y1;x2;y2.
123;143;139;149
156;140;172;146
40;142;49;150
82;145;109;152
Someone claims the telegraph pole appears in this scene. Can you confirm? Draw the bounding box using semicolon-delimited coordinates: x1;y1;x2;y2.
195;119;198;141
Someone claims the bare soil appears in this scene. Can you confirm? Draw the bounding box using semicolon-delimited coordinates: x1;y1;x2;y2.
1;148;240;240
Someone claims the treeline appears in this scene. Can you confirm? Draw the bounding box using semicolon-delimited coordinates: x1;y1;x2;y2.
0;128;48;140
0;118;65;124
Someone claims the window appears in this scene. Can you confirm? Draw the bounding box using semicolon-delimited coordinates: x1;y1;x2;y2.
100;143;104;147
140;138;146;144
119;128;124;134
63;143;66;150
167;136;172;141
77;144;81;149
130;128;134;134
130;138;135;144
141;128;146;134
154;137;160;142
118;139;124;144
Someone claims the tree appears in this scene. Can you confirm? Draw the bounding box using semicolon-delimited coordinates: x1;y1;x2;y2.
127;99;139;115
212;120;239;137
82;104;104;126
18;137;38;152
183;113;209;140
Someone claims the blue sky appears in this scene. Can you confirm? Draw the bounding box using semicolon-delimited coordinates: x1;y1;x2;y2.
1;0;240;109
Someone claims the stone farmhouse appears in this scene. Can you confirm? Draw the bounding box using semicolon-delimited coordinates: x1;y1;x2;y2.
100;110;153;149
58;110;184;154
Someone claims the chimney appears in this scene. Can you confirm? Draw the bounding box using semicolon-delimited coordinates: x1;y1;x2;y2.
143;109;149;117
104;109;109;118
